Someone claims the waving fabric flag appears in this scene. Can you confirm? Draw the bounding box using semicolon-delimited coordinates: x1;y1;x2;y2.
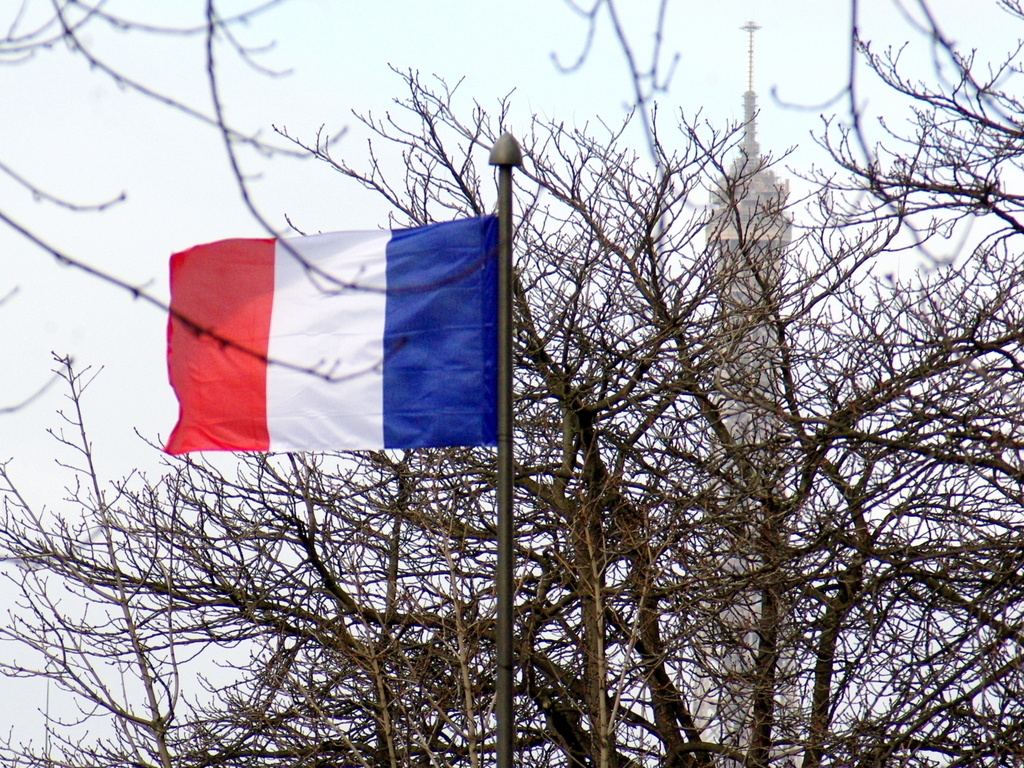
164;216;498;454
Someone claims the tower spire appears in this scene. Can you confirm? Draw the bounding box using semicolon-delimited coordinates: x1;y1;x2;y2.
740;21;761;159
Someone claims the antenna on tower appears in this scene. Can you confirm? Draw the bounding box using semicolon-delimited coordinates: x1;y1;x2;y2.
740;21;761;159
742;21;761;92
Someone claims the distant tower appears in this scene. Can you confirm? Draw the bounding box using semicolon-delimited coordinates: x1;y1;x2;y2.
701;22;793;757
709;20;792;442
710;21;791;297
742;20;762;160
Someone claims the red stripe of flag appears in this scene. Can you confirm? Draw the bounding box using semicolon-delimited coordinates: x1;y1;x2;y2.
164;238;276;454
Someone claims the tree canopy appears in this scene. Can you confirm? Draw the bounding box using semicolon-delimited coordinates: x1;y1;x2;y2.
4;3;1024;768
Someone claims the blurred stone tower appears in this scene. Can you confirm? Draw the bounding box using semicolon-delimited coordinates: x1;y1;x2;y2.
710;21;792;438
701;22;794;758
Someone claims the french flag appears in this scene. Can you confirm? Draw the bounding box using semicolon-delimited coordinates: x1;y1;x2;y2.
164;216;498;454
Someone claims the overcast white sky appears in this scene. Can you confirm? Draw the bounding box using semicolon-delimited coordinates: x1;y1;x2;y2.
1;0;1017;505
1;0;1022;744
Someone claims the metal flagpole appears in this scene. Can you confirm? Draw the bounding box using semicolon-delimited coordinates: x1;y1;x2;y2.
489;132;522;768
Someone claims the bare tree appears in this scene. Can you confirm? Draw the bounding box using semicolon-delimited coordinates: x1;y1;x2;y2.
1;358;179;768
5;5;1024;765
0;0;309;407
824;0;1024;261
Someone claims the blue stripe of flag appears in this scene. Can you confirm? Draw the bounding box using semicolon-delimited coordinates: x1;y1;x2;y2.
382;216;499;449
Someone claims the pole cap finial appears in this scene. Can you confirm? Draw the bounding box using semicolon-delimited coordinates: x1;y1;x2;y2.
489;133;523;167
